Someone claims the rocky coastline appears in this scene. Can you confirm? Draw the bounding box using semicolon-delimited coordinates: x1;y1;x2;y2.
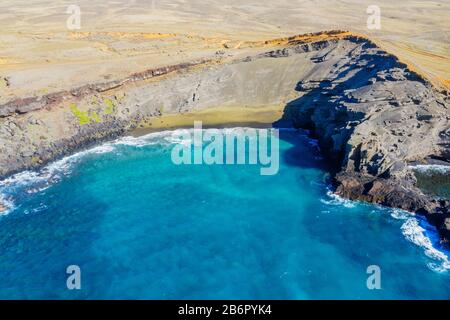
0;31;449;244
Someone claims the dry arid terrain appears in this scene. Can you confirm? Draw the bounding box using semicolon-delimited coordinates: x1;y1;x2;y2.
0;0;449;103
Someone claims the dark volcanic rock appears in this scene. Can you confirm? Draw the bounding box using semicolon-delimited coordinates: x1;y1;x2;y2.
275;36;450;244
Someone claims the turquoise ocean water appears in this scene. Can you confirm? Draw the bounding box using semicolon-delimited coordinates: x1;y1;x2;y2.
0;128;449;299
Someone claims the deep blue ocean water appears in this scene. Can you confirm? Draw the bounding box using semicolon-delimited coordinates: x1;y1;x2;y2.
0;128;449;299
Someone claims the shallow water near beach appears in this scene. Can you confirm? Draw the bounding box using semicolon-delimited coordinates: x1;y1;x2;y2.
0;128;449;299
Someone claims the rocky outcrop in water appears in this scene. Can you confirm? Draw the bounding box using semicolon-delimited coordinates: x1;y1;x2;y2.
276;36;450;244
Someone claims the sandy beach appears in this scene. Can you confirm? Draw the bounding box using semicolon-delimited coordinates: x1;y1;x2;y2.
131;104;284;135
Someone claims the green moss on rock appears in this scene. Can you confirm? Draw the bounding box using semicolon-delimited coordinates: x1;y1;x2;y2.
70;103;90;125
104;98;115;115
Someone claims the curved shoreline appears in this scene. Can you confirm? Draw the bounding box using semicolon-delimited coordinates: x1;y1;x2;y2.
0;31;448;244
1;126;449;274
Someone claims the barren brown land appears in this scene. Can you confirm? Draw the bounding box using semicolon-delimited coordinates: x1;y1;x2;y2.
0;0;449;103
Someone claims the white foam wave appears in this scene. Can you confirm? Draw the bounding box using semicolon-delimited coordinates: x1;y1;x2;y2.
1;126;278;191
319;188;450;273
390;208;412;220
0;131;180;189
113;130;185;147
0;127;253;206
114;129;196;147
320;190;356;208
401;218;450;272
163;135;192;145
89;144;115;154
114;136;156;147
0;141;122;211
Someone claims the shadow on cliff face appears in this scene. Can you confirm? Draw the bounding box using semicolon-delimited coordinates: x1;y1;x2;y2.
272;40;450;246
273;39;425;173
273;70;367;173
276;129;331;172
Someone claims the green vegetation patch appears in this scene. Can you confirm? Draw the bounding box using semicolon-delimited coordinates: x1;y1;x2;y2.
70;103;91;125
70;103;103;125
103;98;115;115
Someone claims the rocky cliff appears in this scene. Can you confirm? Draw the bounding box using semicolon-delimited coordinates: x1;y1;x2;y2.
274;35;450;244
